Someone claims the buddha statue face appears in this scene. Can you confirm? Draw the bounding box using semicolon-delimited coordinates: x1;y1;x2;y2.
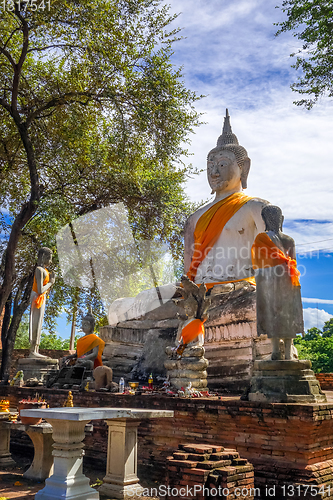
207;150;242;194
37;248;53;267
82;317;94;335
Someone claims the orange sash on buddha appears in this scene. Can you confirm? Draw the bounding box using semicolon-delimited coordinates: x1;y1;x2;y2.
251;232;300;287
181;318;205;345
187;192;254;282
32;269;50;309
203;276;256;290
76;333;105;368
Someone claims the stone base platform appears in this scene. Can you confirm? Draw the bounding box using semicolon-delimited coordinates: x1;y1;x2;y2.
248;359;327;403
18;357;59;383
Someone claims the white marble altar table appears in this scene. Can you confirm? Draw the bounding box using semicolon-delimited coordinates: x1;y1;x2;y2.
3;421;93;482
21;407;174;500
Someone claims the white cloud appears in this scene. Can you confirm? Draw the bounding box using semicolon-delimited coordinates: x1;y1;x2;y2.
283;220;333;254
303;307;333;331
303;298;333;305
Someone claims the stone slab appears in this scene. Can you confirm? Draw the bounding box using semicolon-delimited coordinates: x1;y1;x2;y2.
253;359;312;371
18;358;59;366
21;407;174;421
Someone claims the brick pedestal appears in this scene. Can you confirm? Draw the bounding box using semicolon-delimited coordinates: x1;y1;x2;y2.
166;443;254;500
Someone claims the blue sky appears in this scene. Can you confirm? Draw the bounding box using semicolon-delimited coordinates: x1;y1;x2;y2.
2;0;333;337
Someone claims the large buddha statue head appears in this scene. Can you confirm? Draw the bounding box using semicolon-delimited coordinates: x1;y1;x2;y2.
207;109;251;194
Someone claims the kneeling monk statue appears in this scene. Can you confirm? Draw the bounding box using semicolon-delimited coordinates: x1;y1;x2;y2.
63;308;105;370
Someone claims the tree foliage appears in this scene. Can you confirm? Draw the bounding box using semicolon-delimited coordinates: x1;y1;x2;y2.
0;0;202;379
294;318;333;372
276;0;333;108
14;314;78;350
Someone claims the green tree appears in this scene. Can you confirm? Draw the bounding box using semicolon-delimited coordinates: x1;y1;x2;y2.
294;318;333;372
14;313;79;350
276;0;333;108
14;314;30;349
322;318;333;337
303;327;321;341
0;0;201;379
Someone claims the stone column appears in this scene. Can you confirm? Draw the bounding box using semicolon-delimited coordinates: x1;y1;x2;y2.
0;420;15;466
98;419;144;499
36;419;99;500
23;425;54;481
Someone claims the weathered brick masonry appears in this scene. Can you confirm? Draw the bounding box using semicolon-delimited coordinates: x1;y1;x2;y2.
1;387;333;498
166;443;254;500
316;374;333;391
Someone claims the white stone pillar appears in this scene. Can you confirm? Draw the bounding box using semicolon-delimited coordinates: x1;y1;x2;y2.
23;426;54;481
0;421;15;466
35;419;99;500
98;419;144;499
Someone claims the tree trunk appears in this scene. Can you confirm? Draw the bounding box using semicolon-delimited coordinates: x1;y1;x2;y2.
0;272;34;382
0;293;12;383
70;288;79;351
0;126;40;317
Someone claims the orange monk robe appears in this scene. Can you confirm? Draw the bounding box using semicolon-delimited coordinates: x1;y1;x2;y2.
76;334;105;369
187;192;254;283
32;269;50;309
251;232;300;287
181;318;205;345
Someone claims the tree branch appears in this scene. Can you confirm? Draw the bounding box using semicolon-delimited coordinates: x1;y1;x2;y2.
0;97;11;113
11;7;29;112
26;91;102;125
0;46;16;69
2;28;21;51
27;44;85;53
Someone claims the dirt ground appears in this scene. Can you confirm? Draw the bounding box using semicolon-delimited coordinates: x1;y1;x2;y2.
0;452;159;500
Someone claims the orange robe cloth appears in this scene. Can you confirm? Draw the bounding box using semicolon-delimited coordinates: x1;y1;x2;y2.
187;193;255;289
251;232;300;287
187;192;254;284
181;318;205;345
76;334;105;369
32;269;50;309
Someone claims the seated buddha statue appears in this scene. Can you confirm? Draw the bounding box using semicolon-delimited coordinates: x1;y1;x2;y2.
108;110;270;324
63;308;105;370
184;109;269;289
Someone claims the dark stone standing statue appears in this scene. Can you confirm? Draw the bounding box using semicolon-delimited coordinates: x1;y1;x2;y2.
253;205;303;360
248;205;326;403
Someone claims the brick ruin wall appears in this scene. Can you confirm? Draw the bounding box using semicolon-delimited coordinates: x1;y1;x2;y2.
1;386;333;497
